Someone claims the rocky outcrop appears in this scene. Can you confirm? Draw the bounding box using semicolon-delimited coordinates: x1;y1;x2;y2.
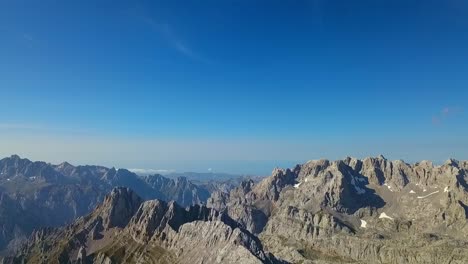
206;156;468;263
143;175;211;207
206;168;300;234
97;187;143;229
5;188;279;264
165;221;271;264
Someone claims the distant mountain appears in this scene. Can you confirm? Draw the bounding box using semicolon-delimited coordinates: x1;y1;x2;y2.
165;172;264;197
142;174;211;207
165;171;249;183
0;155;229;253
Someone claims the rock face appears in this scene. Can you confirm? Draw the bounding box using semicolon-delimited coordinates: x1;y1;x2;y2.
3;188;279;264
0;155;221;253
143;175;211;207
99;188;143;229
207;156;468;263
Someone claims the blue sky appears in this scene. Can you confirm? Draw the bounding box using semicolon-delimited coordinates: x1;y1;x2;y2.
0;0;467;174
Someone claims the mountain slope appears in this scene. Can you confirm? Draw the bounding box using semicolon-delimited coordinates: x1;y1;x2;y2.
3;187;280;264
208;156;468;263
0;155;218;253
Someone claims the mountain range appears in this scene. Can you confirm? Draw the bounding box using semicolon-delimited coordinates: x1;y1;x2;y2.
0;155;239;254
1;155;468;263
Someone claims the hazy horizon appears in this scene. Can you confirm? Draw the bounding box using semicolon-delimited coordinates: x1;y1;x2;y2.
0;151;464;176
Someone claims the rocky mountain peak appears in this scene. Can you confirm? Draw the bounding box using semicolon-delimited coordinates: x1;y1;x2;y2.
252;167;297;202
4;186;278;264
445;158;460;167
377;154;387;160
175;176;189;184
9;155;21;161
126;197;240;244
57;161;72;168
98;187;143;229
1;155;30;166
126;199;170;241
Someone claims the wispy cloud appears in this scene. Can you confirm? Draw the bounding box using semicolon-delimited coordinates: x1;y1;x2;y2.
0;25;35;46
138;14;210;63
22;33;33;42
432;107;463;125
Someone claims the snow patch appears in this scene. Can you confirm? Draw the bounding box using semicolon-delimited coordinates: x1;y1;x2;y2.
385;184;393;192
417;191;439;199
444;186;449;193
423;188;427;192
409;190;416;194
294;182;302;189
6;178;10;181
305;178;308;183
360;220;367;228
379;212;394;220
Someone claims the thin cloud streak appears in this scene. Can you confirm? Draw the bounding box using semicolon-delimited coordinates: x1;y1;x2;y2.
22;33;33;42
140;15;211;63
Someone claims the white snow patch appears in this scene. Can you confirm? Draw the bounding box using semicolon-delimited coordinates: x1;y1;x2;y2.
417;191;439;199
294;182;302;189
423;188;427;192
444;186;449;193
415;183;420;186
6;178;10;181
409;190;416;194
385;185;393;192
379;212;394;220
360;220;367;228
305;178;308;183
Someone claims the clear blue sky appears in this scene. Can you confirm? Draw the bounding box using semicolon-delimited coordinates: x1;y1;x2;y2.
0;0;467;174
